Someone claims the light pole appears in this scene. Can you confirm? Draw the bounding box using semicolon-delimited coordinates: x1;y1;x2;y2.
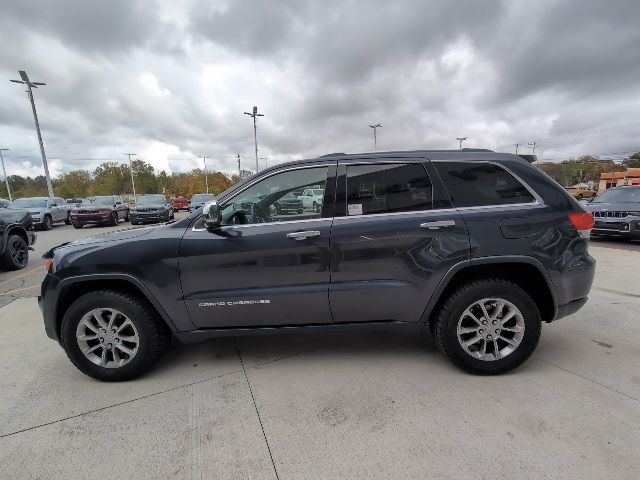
244;106;264;172
260;156;268;169
0;148;11;201
198;155;209;193
236;153;241;178
10;70;54;198
456;136;467;150
123;153;137;202
528;141;540;154
515;143;521;154
369;124;382;151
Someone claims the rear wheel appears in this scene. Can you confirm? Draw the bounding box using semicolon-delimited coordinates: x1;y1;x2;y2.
312;201;319;213
434;278;541;375
73;224;83;229
124;211;130;222
0;235;28;270
110;212;118;226
61;290;171;381
64;212;72;225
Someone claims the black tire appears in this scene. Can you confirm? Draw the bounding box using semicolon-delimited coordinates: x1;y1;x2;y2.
60;290;171;381
73;224;83;229
131;220;139;225
312;201;319;213
434;278;541;375
64;212;72;225
297;209;303;214
42;215;53;231
0;235;28;270
124;211;130;222
110;212;118;226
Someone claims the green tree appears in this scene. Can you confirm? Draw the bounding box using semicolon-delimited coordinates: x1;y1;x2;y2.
53;170;93;198
92;162;131;195
623;152;640;168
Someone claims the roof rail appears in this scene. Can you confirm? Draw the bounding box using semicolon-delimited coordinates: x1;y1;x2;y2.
518;154;537;163
461;148;494;152
320;152;346;157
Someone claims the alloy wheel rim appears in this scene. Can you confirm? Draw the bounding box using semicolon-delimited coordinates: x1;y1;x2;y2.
76;308;140;369
11;239;27;266
456;297;525;361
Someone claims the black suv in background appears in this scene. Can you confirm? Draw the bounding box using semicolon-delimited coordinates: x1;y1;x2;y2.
40;150;595;381
129;194;174;225
587;185;640;241
71;195;130;228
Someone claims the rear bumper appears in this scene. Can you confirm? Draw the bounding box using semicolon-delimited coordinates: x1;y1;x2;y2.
554;297;588;321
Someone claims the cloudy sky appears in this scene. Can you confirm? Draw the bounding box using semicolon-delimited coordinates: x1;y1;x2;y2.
1;0;639;178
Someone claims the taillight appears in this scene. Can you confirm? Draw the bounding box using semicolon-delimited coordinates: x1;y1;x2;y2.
568;211;594;238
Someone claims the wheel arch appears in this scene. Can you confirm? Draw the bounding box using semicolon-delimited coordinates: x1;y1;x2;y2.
1;225;28;253
421;256;557;329
53;274;179;341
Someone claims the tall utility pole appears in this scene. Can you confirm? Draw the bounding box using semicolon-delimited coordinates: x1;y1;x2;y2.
528;141;540;154
244;106;264;172
236;154;241;178
514;143;521;154
456;136;468;150
123;153;137;202
260;156;268;169
10;70;53;198
0;148;11;201
369;124;382;151
198;155;209;193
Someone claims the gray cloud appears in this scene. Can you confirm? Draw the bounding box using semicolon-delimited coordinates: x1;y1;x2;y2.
1;0;639;181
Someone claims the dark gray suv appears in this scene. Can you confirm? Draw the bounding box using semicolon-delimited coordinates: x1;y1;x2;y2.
40;149;595;381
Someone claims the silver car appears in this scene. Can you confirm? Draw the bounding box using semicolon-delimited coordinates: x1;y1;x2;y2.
8;196;71;230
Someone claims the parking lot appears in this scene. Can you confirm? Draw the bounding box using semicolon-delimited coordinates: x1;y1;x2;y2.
1;221;639;479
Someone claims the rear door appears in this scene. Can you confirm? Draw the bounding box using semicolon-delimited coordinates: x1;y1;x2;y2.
329;158;470;323
179;162;337;329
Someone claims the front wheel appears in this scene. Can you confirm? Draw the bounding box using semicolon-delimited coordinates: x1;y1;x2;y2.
42;215;53;231
0;235;28;270
60;290;171;381
73;224;83;229
64;212;72;225
434;278;541;375
110;212;118;226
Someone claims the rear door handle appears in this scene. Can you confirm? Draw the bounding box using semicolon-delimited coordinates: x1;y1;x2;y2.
286;230;321;240
420;220;456;230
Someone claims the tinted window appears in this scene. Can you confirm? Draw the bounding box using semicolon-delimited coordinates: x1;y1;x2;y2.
346;163;433;215
435;162;534;208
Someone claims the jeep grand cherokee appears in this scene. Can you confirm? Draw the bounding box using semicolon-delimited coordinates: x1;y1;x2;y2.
40;149;595;381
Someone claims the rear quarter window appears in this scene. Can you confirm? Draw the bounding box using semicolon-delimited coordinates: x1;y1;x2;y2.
434;161;535;208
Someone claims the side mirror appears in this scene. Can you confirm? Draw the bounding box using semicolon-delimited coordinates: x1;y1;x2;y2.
202;199;221;229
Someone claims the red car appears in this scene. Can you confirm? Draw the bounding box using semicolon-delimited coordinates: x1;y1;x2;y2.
171;195;190;211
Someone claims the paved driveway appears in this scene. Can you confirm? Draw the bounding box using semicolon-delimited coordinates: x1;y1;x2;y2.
0;241;639;479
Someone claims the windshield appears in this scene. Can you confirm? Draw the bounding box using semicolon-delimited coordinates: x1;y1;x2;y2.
137;195;165;205
191;194;215;203
82;196;113;206
592;188;640;204
10;198;47;208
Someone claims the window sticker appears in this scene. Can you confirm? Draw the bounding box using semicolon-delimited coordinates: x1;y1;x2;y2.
348;203;363;216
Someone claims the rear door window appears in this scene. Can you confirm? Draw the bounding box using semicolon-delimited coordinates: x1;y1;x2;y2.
434;162;535;208
345;163;433;215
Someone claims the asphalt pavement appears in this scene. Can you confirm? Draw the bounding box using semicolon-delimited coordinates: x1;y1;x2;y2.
0;219;639;479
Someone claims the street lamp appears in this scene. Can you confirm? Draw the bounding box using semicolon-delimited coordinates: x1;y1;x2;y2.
244;106;264;173
236;154;241;178
0;148;11;201
528;141;540;154
197;155;209;193
123;153;137;202
456;137;467;150
10;70;54;198
369;124;382;151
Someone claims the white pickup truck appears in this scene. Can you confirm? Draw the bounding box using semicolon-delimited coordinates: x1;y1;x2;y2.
299;188;324;212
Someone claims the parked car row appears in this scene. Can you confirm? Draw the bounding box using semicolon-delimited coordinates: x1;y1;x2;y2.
0;194;182;230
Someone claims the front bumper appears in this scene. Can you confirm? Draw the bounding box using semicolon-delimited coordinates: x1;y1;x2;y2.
130;212;168;223
71;213;112;225
592;219;640;240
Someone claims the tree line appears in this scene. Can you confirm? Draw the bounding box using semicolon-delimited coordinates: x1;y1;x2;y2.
2;152;639;200
0;159;253;200
535;152;640;188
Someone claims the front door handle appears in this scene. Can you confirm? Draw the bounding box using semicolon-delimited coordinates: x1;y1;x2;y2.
420;220;456;230
286;230;321;240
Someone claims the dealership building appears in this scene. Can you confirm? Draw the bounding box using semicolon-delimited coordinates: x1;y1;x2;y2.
599;168;640;191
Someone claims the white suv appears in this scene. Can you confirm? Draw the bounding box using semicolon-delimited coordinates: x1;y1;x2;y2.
299;188;324;212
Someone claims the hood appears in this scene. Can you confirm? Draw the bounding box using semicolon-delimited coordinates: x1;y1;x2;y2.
8;206;43;214
132;203;166;209
587;202;640;213
44;225;156;258
73;205;113;212
0;208;31;225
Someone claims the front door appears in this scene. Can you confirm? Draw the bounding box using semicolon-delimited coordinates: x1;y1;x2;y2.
179;163;336;329
329;159;470;323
